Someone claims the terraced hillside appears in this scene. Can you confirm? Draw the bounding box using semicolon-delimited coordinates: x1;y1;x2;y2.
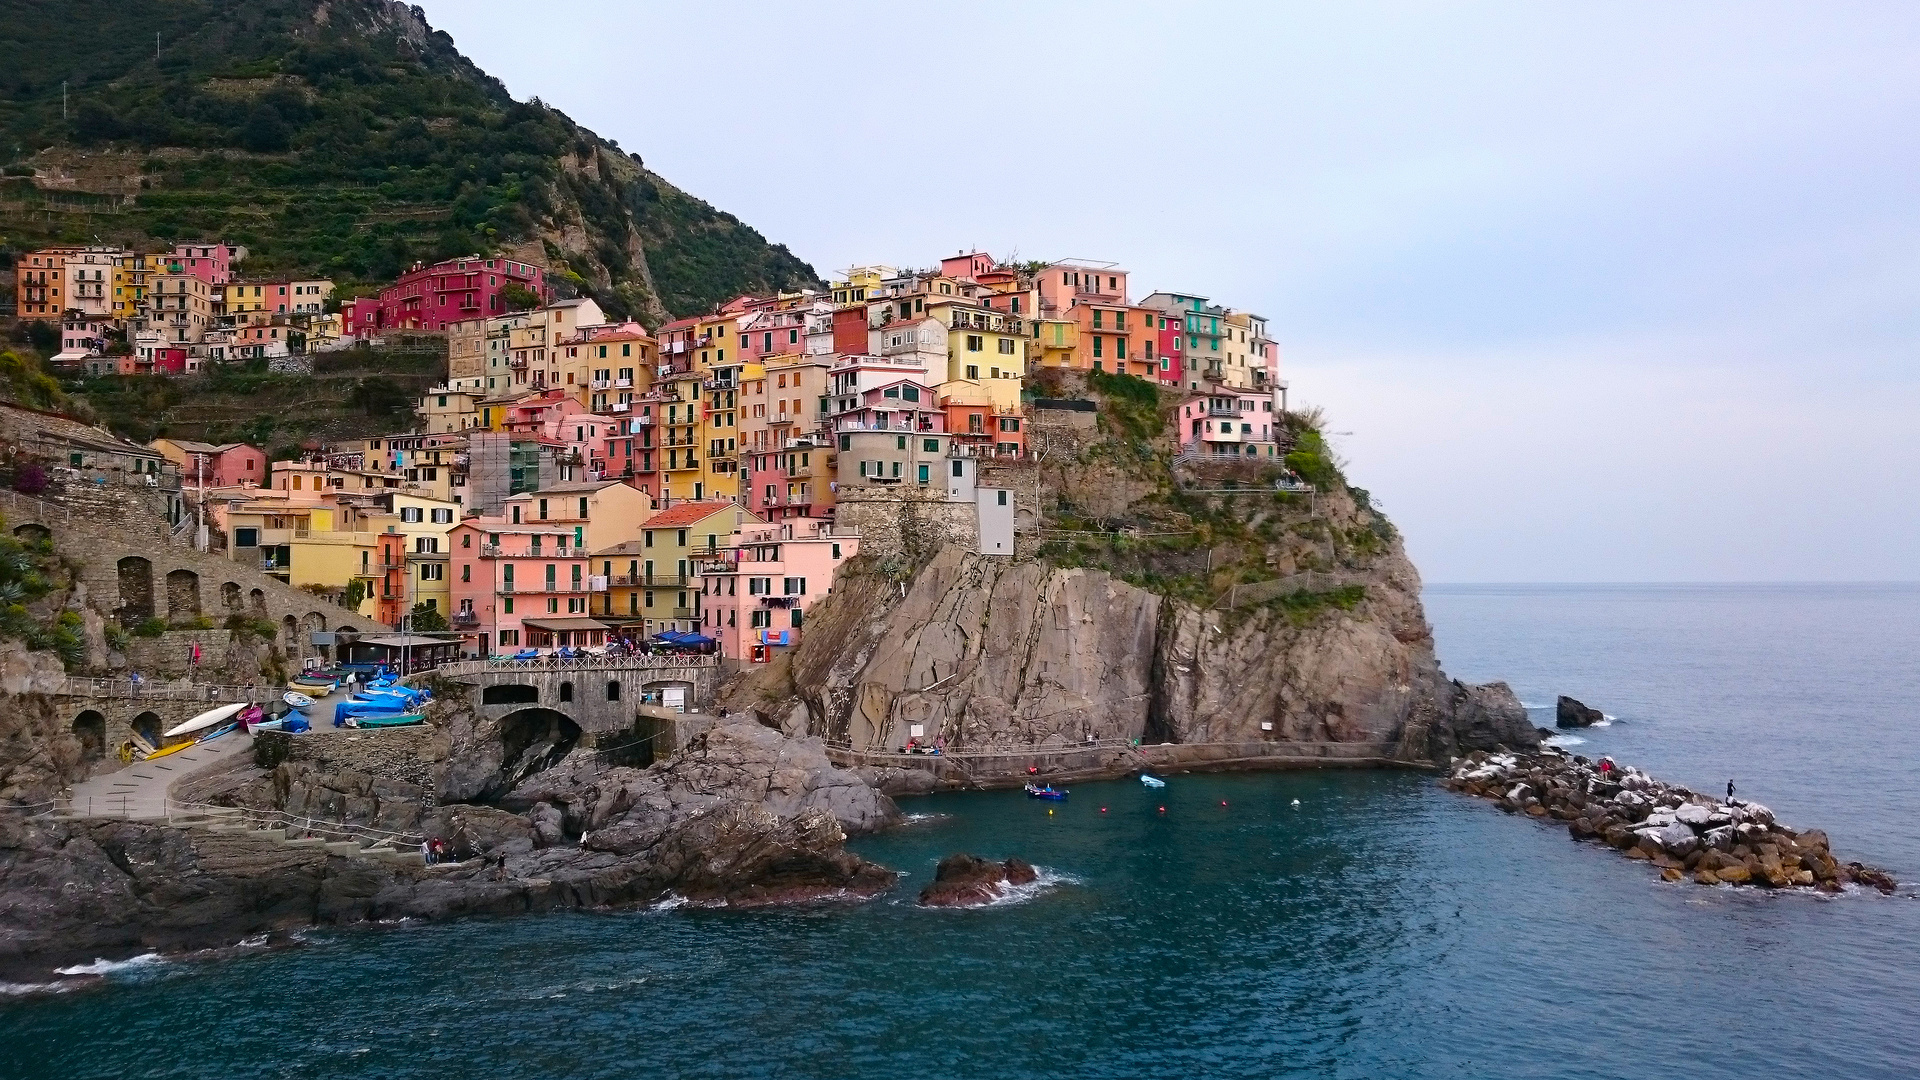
0;0;819;321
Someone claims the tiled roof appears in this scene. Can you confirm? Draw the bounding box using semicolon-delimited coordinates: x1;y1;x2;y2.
641;501;745;528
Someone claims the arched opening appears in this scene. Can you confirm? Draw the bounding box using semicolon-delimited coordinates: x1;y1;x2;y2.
221;581;243;614
117;556;154;625
493;707;582;796
165;568;201;620
71;710;106;760
481;683;539;705
131;711;162;747
558;681;573;703
250;588;268;619
282;614;300;655
12;523;50;547
605;680;621;702
302;613;327;660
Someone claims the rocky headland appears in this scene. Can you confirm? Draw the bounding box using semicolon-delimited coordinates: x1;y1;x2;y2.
1443;748;1897;893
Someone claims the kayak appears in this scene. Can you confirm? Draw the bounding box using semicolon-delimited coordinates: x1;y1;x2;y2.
200;722;239;742
144;740;195;760
251;718;287;732
347;712;424;728
163;702;247;738
1023;782;1068;801
1140;775;1166;789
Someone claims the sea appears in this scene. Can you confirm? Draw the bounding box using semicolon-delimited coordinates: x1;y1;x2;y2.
3;583;1917;1079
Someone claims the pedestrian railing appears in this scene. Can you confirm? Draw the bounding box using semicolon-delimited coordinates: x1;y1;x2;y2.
57;677;274;701
435;654;720;677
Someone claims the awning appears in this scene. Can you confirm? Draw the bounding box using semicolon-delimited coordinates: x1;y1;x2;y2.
356;634;458;648
521;617;615;632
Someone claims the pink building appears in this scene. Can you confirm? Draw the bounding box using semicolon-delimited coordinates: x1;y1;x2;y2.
1035;260;1129;316
169;242;240;286
1174;389;1285;458
373;255;548;333
695;517;856;658
343;296;381;340
1155;312;1185;388
449;519;596;654
154;440;267;489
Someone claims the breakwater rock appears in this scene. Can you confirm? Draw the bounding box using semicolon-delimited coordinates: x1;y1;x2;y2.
917;854;1038;907
1442;749;1897;893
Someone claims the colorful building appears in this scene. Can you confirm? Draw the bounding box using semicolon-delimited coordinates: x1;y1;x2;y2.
695;517;856;657
151;440;267;489
371;255;548;334
592;501;763;638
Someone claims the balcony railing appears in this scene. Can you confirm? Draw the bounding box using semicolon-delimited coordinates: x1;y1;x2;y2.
613;377;633;388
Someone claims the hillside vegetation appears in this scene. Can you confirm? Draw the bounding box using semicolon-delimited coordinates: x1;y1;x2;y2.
0;0;819;320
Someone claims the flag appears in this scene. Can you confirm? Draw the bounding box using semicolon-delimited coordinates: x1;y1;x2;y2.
190;641;202;665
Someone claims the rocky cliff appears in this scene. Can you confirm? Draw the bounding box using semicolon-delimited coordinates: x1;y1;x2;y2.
739;386;1534;769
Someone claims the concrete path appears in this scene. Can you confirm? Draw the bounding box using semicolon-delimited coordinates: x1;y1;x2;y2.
66;729;256;820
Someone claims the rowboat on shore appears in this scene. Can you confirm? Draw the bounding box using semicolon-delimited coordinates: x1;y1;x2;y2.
162;702;247;739
346;712;424;728
288;675;337;698
283;691;314;712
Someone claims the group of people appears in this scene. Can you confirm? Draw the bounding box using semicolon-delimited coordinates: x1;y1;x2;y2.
1593;756;1739;806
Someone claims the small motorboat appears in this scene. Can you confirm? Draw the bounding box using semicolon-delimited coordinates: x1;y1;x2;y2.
283;691;315;712
1023;782;1068;801
1140;775;1166;789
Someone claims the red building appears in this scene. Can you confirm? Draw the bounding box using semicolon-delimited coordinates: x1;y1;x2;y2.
1156;313;1185;388
832;305;869;355
370;256;548;333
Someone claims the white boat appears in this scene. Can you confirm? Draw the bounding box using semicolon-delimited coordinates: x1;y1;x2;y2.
162;702;248;738
1140;775;1166;788
283;691;314;711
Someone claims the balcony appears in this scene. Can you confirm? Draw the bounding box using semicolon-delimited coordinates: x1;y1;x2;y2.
499;581;597;595
608;403;631;413
614;377;633;388
759;595;799;608
1206;403;1242;417
669;607;696;619
591;379;611;390
451;611;480;627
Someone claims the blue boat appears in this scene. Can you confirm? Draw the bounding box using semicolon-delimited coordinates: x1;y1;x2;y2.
1023;782;1068;801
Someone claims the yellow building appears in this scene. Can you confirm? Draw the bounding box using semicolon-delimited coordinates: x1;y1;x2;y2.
418;387;483;434
385;492;462;621
1028;318;1079;370
111;253;152;320
592;501;764;634
223;498;380;606
928;298;1025;396
700;357;755;504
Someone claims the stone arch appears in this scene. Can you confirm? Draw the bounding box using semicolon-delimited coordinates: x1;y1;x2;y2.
131;711;162;746
282;614;299;653
558;680;573;703
71;710;106;760
221;581;244;614
495;707;581;790
481;683;539;705
12;523;50;546
117;556;155;625
251;589;269;619
165;568;201;620
302;613;327;659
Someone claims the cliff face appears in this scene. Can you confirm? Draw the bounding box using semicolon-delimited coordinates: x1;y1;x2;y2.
780;541;1528;763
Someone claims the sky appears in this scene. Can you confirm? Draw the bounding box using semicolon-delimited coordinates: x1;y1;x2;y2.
422;1;1920;582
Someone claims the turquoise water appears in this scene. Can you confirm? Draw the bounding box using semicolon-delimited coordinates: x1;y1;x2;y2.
4;584;1917;1078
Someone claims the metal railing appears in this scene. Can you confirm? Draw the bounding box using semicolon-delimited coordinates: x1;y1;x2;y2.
435;654;719;676
56;676;273;701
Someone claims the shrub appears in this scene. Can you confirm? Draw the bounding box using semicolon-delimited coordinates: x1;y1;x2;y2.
134;617;168;638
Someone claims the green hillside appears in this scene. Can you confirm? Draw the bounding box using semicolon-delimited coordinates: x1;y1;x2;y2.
0;0;819;320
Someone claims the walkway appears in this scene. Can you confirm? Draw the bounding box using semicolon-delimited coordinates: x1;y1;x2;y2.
66;728;257;820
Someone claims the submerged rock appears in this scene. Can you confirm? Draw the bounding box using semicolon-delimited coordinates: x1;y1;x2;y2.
1556;696;1605;728
917;854;1039;908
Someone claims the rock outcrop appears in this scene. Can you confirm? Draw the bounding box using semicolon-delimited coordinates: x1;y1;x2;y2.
1556;696;1605;728
917;854;1039;907
1443;749;1897;894
767;538;1533;767
0;720;900;977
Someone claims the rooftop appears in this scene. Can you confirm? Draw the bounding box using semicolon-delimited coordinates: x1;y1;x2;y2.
642;501;756;529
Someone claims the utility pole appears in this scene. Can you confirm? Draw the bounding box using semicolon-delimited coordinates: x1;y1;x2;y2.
61;81;68;122
157;33;162;64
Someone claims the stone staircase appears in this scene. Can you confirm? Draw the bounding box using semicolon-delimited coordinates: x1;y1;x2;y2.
141;804;428;866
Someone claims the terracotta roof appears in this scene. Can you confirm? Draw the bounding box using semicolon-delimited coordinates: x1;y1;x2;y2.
642;501;749;528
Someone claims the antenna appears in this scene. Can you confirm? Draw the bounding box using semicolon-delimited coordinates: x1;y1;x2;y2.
156;32;162;63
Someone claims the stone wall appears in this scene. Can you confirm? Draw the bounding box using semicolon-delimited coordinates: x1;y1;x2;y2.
254;725;443;789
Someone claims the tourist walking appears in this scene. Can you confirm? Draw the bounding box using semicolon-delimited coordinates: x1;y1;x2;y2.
421;839;433;865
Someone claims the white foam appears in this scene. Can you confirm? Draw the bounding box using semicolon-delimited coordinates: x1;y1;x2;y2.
1543;733;1587;747
1521;702;1552;710
928;866;1080;910
54;952;166;977
0;980;76;996
237;934;270;949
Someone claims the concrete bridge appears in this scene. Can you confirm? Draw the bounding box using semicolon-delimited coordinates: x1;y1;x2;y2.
433;655;722;753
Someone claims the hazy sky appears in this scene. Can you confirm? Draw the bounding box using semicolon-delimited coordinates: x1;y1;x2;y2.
424;1;1920;582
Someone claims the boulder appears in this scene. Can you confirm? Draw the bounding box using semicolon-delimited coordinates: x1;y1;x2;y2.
1674;803;1715;827
1716;863;1752;885
1695;868;1721;885
1638;822;1700;858
917;854;1039;907
1556;696;1605;728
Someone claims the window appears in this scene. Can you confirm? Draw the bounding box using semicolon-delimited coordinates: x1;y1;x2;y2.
784;577;807;595
606;681;621;702
792;608;804;629
421;563;443;581
917;464;929;484
1116;338;1127;360
461;564;470;582
966;335;984;352
999;417;1020;432
503;598;514;614
431;508;453;524
923;439;939;453
234;527;259;547
896;436;907;450
998;338;1015;354
966;364;980;380
1092;337;1104;358
559;682;573;702
499;630;518;646
998;490;1009;506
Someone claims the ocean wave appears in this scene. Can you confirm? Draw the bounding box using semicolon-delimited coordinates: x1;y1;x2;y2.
0;980;79;997
899;813;949;827
1542;733;1587;747
1521;702;1552;710
54;952;166;977
930;866;1081;910
646;891;722;912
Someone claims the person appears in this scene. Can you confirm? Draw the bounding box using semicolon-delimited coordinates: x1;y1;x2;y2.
420;839;432;865
1726;779;1736;804
345;671;358;696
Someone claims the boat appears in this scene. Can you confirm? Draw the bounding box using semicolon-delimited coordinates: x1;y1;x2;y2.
283;691;314;712
346;712;424;728
162;702;248;739
251;718;287;732
143;740;196;760
1023;782;1068;801
1140;775;1166;788
200;721;239;742
288;675;337;698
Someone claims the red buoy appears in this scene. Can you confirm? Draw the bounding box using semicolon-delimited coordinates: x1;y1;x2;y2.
1158;806;1166;813
1100;807;1107;813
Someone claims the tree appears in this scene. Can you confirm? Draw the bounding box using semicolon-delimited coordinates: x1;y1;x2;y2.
500;282;540;311
239;104;291;153
408;602;447;632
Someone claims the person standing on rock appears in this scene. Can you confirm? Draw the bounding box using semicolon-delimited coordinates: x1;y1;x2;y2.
1726;779;1736;804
